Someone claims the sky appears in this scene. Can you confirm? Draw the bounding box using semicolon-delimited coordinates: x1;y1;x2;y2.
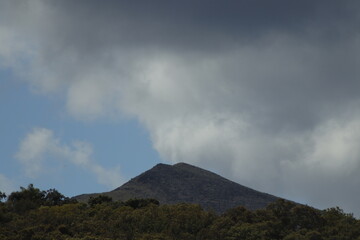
0;0;360;216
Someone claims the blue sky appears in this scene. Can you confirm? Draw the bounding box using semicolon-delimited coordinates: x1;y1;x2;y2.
1;69;160;196
1;0;360;217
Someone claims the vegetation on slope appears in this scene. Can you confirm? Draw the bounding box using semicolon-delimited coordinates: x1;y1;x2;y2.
1;185;359;240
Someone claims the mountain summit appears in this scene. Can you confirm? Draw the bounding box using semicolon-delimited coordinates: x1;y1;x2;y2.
75;162;278;213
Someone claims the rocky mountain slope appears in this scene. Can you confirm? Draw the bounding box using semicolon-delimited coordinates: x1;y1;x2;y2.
75;162;278;213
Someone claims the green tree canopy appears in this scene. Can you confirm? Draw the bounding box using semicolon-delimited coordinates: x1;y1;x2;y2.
0;191;6;202
0;186;359;240
88;195;113;206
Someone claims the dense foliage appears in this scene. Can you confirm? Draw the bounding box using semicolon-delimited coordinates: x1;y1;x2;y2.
0;185;359;240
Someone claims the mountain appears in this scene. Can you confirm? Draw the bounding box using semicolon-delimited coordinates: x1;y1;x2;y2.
75;162;278;213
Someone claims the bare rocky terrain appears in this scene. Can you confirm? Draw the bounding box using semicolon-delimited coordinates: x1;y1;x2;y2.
75;162;278;213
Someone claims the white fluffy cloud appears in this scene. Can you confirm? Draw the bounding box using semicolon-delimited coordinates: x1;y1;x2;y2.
2;1;360;215
15;128;54;177
0;174;16;195
15;128;123;188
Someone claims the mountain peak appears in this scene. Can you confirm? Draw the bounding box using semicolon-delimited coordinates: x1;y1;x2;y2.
76;162;278;213
173;162;192;167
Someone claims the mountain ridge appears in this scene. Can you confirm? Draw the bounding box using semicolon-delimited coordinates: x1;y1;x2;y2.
75;162;279;213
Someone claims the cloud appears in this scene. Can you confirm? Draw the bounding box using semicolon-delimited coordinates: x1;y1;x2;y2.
15;128;123;188
2;0;360;215
0;174;16;195
15;128;54;177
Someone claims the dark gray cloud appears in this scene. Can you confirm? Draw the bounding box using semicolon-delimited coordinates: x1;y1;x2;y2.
15;0;359;53
1;0;360;216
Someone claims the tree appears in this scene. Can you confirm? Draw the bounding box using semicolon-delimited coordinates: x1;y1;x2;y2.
0;191;6;202
125;198;160;209
289;205;323;230
88;195;113;206
44;188;74;206
7;184;45;213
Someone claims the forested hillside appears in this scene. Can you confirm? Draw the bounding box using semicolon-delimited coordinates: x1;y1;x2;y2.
1;185;359;240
